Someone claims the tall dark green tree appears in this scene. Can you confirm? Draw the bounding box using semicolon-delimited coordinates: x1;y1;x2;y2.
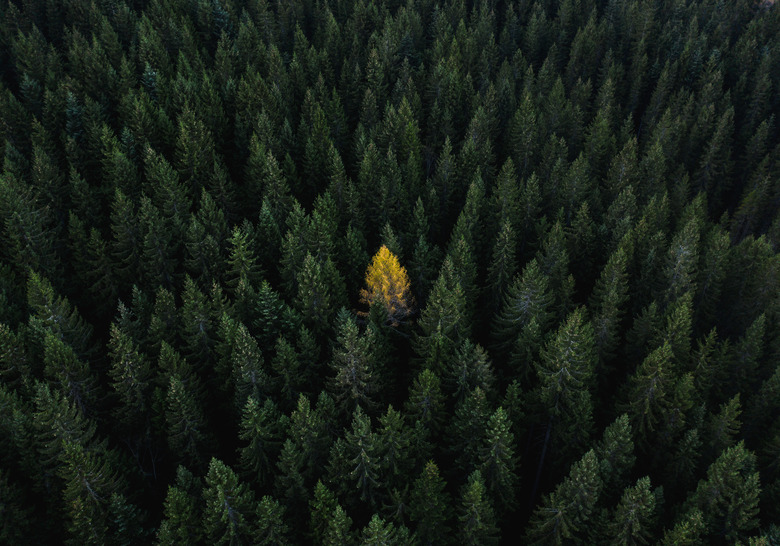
457;470;499;545
237;396;283;488
525;450;603;545
492;258;553;379
328;309;378;417
478;407;518;515
157;466;204;545
685;441;760;543
532;307;597;477
202;458;257;545
607;477;659;546
107;322;151;434
410;460;451;546
414;257;467;373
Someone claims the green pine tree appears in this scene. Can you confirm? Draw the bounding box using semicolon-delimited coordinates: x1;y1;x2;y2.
479;407;518;515
458;470;500;545
202;458;257;545
328;309;378;417
607;477;658;545
686;441;760;543
410;461;451;546
525;449;603;545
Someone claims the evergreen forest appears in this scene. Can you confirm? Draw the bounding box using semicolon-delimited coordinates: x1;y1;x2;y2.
2;0;780;543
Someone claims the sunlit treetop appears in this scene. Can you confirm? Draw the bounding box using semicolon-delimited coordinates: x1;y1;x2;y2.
360;245;414;325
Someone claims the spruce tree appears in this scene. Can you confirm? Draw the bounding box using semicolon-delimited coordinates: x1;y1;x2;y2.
525;450;602;545
202;458;257;545
492;258;553;379
157;466;203;545
410;460;451;545
107;323;151;433
686;441;761;543
344;406;380;506
458;470;500;545
328;309;378;417
237;396;282;488
165;375;209;468
533;307;597;471
254;496;291;545
448;387;491;475
478;407;518;515
607;477;658;545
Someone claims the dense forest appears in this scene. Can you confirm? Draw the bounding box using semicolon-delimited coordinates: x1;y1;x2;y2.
0;0;779;543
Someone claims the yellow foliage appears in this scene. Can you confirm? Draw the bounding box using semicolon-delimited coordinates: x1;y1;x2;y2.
360;245;413;324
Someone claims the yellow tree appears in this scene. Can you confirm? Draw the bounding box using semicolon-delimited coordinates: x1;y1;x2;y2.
361;245;414;325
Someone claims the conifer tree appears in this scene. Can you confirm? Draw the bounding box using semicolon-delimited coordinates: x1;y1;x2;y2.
254;495;291;545
493;258;553;378
623;342;675;444
107;323;151;433
479;407;518;515
536;220;575;318
176;104;216;195
414;257;466;372
360;245;414;325
328;309;378;417
594;414;636;496
147;288;179;354
139;196;178;289
344;406;380;506
157;466;203;545
448;387;491;475
253;281;293;347
110;188;143;285
59;440;127;545
525;450;602;545
705;394;742;463
271;336;306;411
309;480;338;544
730;313;766;395
274;438;308;517
225;223;262;293
491;158;521;233
179;276;216;369
533;307;597;469
295;253;345;334
590;246;630;365
405;369;445;436
0;176;60;279
458;470;500;545
607;477;658;545
446;340;495;403
202;458;256;545
662;215;701;307
0;322;29;389
238;396;282;488
322;504;353;545
376;405;412;491
486;220;518;313
32;381;99;476
410;460;451;545
360;514;403;545
42;330;97;416
165;375;209;468
660;509;706;546
224;318;269;413
686;441;760;543
27;271;93;358
407;198;440;304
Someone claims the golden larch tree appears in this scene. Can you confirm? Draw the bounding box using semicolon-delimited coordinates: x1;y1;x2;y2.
360;245;414;325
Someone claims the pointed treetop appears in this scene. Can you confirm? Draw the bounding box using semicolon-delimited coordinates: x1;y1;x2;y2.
360;245;414;325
